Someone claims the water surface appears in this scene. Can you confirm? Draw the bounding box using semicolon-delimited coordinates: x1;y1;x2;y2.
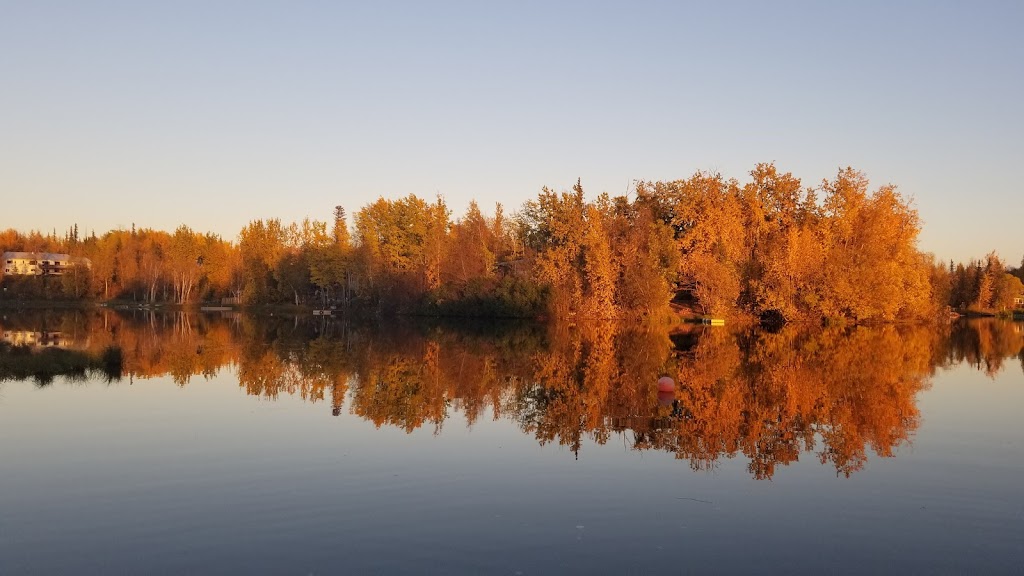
1;311;1022;574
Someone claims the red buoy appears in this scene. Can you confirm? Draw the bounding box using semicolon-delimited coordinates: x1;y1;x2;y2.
657;390;675;406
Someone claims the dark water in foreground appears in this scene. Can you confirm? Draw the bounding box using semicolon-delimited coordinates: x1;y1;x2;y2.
1;311;1022;574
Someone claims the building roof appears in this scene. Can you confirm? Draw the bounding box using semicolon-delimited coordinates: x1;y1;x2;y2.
3;252;74;261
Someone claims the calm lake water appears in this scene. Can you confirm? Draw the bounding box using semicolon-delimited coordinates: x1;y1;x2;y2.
1;310;1022;574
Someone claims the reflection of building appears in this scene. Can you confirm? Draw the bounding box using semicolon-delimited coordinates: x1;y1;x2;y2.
1;330;74;348
2;252;91;276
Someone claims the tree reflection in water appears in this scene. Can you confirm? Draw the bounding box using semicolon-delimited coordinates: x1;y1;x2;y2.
2;310;1022;479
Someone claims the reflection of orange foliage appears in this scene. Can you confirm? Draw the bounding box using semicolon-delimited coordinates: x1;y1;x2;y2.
12;311;1022;480
345;328;535;433
349;341;448;433
750;326;933;478
510;323;938;478
37;310;243;385
630;325;938;478
946;319;1024;377
519;323;672;454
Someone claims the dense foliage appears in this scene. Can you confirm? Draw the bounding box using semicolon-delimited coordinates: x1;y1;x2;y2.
2;164;1021;322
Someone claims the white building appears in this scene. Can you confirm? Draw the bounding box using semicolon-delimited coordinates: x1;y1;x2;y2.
2;252;90;276
1;330;74;348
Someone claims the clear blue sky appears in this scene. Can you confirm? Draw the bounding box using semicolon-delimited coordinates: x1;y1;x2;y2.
2;1;1021;265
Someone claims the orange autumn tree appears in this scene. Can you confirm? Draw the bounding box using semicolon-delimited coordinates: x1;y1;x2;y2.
523;182;588;318
523;180;675;320
351;194;451;310
818;170;932;321
635;164;935;323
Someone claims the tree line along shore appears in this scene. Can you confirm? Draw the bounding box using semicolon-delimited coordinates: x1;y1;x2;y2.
3;164;1023;324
